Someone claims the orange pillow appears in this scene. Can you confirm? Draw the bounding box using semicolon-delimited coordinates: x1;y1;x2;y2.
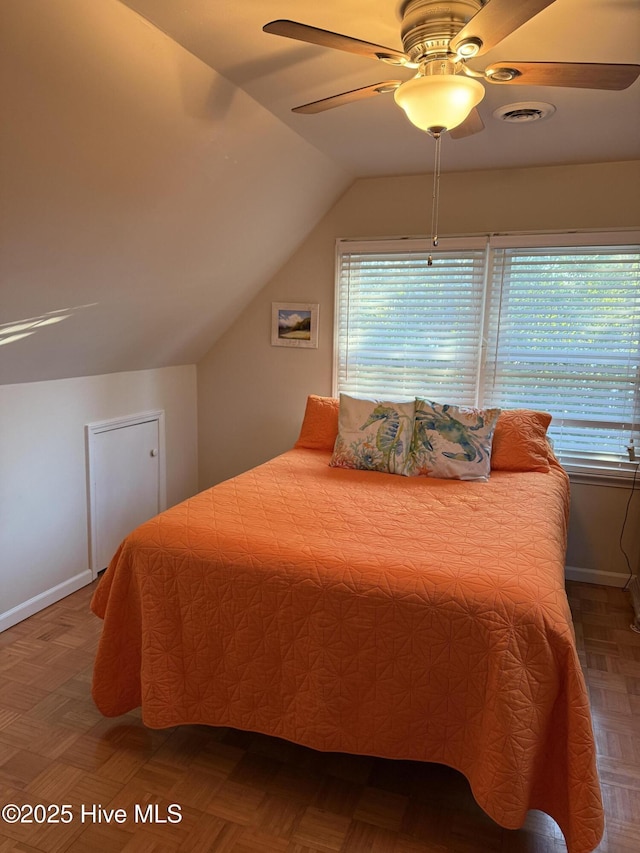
294;395;339;451
490;409;552;472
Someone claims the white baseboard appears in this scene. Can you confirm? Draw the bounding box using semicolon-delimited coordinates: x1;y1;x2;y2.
565;565;630;588
0;570;93;633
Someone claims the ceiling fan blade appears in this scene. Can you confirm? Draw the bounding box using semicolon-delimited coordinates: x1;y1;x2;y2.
263;20;409;65
485;61;640;90
449;108;485;139
292;82;402;115
450;0;557;58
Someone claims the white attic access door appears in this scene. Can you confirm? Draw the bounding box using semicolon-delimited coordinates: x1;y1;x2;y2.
86;411;167;577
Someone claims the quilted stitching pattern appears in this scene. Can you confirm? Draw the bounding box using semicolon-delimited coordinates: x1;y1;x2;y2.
491;409;553;472
294;394;339;451
91;448;603;853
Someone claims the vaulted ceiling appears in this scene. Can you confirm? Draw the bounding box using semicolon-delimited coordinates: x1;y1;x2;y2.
0;0;349;384
120;0;640;175
1;0;638;385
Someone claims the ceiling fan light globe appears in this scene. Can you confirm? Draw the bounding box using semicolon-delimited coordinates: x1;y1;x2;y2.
394;74;485;132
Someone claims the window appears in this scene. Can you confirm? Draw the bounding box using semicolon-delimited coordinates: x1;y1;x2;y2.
335;233;640;477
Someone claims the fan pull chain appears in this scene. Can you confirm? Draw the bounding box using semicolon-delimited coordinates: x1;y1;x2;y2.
427;131;442;267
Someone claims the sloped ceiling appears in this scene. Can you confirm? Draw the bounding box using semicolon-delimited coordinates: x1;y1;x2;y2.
1;0;638;385
119;0;640;175
0;0;350;384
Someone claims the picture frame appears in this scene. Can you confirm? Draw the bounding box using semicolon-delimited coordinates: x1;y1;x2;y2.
271;302;319;349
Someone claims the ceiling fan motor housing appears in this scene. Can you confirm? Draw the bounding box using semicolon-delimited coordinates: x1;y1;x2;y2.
399;0;484;63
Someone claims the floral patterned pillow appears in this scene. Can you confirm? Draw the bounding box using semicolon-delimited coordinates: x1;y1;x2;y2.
405;398;501;481
329;394;415;475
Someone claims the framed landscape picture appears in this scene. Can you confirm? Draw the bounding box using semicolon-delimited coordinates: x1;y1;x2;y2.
271;303;319;349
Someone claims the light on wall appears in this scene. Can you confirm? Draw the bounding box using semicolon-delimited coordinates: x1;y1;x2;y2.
394;60;485;134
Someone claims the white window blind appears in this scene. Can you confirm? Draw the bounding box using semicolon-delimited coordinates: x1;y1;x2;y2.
336;239;487;401
335;234;640;477
482;244;640;471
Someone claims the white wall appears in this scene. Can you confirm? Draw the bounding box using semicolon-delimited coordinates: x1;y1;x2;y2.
0;365;198;630
198;160;640;585
567;481;640;586
0;0;348;632
0;0;349;386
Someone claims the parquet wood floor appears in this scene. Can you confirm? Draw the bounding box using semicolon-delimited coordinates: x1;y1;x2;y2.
0;579;638;853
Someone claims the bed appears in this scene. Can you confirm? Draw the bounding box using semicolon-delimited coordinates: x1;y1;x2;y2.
91;395;604;853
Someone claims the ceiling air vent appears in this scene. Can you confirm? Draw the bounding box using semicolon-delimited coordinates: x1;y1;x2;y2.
493;101;556;124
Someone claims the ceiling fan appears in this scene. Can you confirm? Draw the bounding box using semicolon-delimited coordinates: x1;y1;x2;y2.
263;0;640;138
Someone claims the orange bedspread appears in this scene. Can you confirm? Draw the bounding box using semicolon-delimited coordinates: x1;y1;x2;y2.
91;448;603;852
